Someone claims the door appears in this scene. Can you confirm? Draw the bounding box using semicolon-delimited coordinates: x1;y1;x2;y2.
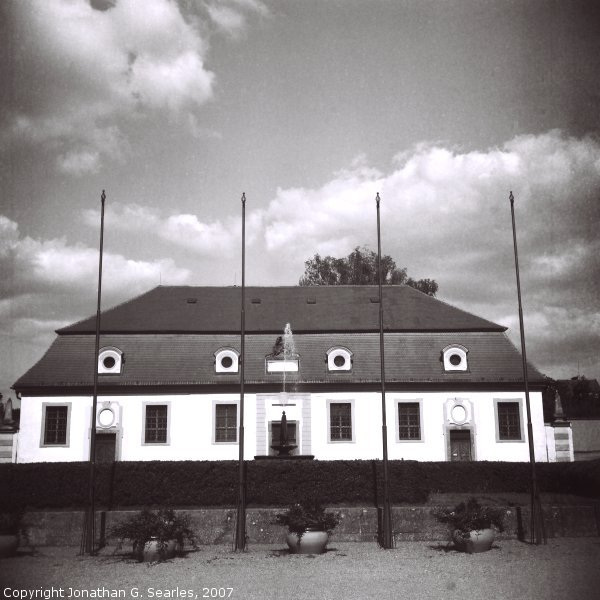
95;433;117;463
450;429;472;462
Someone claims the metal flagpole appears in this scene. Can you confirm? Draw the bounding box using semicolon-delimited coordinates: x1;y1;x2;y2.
84;189;106;555
235;193;247;551
376;193;393;549
509;191;546;545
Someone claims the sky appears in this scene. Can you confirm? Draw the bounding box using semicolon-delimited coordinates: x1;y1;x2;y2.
1;0;599;405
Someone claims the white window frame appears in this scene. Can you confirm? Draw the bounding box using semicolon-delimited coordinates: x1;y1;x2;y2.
326;399;355;443
215;348;240;374
442;344;469;372
142;402;171;446
326;347;353;372
212;401;239;444
40;403;72;448
98;347;123;375
494;398;524;442
395;399;424;443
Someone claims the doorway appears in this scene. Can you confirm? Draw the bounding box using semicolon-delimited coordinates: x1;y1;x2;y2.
449;429;472;462
95;433;117;463
269;421;298;456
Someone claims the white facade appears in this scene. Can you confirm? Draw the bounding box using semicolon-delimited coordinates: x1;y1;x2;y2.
17;390;548;463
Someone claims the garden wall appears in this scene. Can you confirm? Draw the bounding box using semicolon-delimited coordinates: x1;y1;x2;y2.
21;503;600;547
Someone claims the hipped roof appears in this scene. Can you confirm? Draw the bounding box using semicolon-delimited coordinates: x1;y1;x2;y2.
58;285;505;334
13;331;546;393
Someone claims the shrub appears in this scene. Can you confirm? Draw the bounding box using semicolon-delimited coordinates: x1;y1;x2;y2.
109;508;197;561
275;500;339;540
432;497;505;541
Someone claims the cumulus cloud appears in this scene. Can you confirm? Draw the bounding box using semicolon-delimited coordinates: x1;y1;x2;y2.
76;130;600;380
0;213;192;393
1;0;215;174
6;130;598;386
205;0;269;37
83;203;240;256
0;215;190;307
253;130;600;379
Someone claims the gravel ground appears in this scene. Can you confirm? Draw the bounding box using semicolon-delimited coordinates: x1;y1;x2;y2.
2;539;600;600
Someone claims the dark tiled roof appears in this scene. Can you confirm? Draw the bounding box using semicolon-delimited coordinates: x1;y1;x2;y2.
14;331;546;392
57;286;505;334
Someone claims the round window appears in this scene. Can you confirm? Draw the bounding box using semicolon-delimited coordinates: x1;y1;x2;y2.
98;408;115;428
103;356;116;369
451;404;467;423
221;356;233;369
449;354;462;366
333;355;346;367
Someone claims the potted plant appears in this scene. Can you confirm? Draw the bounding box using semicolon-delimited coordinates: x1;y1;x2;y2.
432;497;505;553
0;510;26;558
109;508;197;562
275;500;340;554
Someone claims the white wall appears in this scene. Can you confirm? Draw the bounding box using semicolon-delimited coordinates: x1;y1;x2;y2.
18;396;91;462
18;389;549;463
310;391;548;462
18;394;258;463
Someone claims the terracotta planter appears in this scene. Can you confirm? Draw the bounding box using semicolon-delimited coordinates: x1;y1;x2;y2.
0;534;19;558
453;528;496;553
286;530;329;554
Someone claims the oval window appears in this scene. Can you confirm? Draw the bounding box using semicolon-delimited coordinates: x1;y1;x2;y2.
449;354;462;366
333;355;346;367
98;408;115;428
451;404;467;423
103;356;116;369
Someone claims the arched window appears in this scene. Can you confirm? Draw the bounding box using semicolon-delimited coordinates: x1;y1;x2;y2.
442;345;468;372
326;347;353;372
215;348;239;373
98;347;123;374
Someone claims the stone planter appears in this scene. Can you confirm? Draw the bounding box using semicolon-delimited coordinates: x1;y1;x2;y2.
286;530;329;554
0;534;19;558
134;538;180;562
453;528;496;553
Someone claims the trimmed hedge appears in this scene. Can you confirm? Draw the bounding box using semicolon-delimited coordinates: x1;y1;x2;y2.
0;459;598;511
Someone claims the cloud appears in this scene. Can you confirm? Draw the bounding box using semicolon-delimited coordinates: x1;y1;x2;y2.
83;203;239;257
1;0;215;174
0;215;190;305
0;213;192;395
76;130;600;380
205;0;269;37
7;130;598;385
253;130;600;379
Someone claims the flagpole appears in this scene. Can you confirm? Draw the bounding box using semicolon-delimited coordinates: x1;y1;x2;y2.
376;193;393;549
509;191;546;545
235;193;247;551
84;189;106;555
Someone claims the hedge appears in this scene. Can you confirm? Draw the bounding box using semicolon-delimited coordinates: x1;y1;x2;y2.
0;459;598;511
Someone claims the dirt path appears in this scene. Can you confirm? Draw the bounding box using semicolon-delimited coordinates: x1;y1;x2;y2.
2;538;599;600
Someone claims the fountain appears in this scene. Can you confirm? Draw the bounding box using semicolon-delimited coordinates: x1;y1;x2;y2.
269;410;297;456
254;323;312;459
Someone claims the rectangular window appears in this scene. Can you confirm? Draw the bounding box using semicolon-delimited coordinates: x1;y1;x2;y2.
398;402;421;440
44;406;68;445
215;404;237;442
497;402;521;440
329;402;352;441
145;405;168;444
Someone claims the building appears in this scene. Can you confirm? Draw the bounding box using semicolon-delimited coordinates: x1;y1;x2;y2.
544;378;600;461
13;285;560;463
